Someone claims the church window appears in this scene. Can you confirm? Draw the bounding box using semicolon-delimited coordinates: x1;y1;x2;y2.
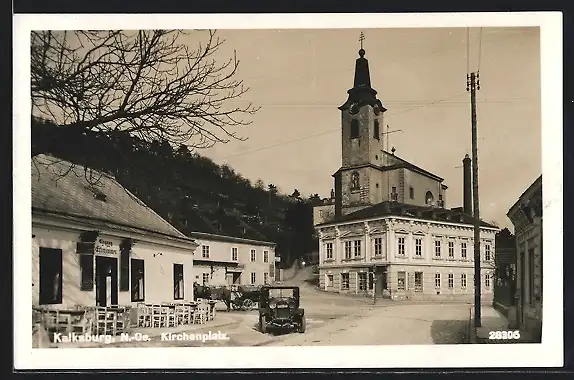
350;119;359;139
351;172;360;190
374;120;380;140
409;187;414;199
425;191;434;205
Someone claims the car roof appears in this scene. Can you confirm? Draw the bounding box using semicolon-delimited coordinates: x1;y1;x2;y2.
262;285;299;290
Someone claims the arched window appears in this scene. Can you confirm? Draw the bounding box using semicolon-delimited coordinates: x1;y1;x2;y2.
425;191;434;205
374;119;380;140
350;119;359;139
351;171;360;190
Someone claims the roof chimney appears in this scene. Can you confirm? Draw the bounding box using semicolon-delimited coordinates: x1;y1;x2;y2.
463;154;472;215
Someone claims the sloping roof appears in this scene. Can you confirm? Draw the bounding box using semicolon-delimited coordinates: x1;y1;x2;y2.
32;154;194;242
507;175;542;216
316;201;497;229
188;231;276;247
332;151;444;183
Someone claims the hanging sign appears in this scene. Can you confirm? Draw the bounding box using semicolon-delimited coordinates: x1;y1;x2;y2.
94;238;119;256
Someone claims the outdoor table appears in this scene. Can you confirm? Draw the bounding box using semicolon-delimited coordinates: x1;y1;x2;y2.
34;307;91;334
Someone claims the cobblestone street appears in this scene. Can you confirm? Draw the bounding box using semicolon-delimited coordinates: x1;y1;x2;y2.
54;285;473;348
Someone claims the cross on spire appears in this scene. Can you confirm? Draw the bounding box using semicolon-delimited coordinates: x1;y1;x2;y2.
359;32;365;49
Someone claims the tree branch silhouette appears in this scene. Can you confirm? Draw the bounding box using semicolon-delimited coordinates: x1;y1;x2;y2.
31;29;259;162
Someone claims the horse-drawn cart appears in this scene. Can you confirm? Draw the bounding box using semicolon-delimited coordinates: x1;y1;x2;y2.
230;285;262;311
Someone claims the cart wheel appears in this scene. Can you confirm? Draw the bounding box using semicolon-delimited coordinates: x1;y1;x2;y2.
243;299;254;310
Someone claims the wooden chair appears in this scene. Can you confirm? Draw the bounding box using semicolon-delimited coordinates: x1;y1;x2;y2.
137;303;151;327
175;304;188;325
187;303;197;324
165;305;177;328
96;307;118;335
193;303;209;324
115;307;126;334
151;304;164;328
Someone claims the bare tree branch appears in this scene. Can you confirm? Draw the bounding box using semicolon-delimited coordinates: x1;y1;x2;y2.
31;29;259;156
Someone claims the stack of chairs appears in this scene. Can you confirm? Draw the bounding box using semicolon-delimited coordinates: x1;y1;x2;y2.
151;304;166;328
193;301;210;324
95;306;117;335
175;304;189;325
137;303;151;328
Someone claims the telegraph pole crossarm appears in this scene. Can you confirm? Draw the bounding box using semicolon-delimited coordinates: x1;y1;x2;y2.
467;71;482;328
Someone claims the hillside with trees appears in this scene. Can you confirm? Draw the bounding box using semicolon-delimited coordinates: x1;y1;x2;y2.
32;117;318;267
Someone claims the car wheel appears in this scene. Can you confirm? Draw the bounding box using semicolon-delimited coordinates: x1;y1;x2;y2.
259;315;267;334
298;316;306;333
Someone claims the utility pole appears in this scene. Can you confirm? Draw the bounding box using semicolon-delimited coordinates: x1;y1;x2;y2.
467;71;481;328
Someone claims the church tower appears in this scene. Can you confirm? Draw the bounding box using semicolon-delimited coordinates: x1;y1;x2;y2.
334;36;387;217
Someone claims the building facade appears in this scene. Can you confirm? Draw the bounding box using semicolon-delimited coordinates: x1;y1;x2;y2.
316;203;497;301
506;175;542;341
32;155;198;309
188;232;277;287
314;44;498;302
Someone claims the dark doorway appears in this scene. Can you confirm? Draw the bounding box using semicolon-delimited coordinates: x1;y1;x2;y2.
95;256;118;307
381;268;388;290
232;272;241;285
375;266;388;294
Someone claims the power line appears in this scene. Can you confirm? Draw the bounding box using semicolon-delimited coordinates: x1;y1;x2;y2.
215;92;468;161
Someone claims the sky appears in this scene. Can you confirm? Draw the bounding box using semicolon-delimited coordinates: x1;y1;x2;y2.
186;27;541;231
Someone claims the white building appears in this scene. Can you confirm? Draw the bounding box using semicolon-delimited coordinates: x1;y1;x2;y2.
316;203;498;301
188;232;277;287
32;155;198;309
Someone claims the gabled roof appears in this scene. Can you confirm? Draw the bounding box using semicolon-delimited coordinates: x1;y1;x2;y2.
316;201;497;229
187;231;276;247
332;151;444;183
32;155;194;242
507;175;542;216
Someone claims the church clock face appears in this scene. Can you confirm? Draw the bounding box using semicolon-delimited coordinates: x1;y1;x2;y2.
373;104;381;116
349;102;360;115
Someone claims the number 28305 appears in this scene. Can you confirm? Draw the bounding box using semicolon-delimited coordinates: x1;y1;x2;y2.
489;330;521;340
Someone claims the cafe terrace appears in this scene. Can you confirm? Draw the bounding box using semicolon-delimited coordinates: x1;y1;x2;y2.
32;155;216;345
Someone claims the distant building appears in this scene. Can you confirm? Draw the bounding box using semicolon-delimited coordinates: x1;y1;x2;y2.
32;155;198;309
188;232;277;286
315;45;498;301
506;175;542;341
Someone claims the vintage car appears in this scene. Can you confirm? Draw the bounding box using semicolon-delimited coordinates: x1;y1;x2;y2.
258;285;306;334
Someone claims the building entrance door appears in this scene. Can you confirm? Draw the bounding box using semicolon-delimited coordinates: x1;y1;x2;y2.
95;256;118;307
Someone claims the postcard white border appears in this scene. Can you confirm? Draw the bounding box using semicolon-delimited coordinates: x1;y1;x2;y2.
13;12;563;369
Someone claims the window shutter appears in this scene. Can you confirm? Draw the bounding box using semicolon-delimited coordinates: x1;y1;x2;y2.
80;254;94;291
120;245;130;291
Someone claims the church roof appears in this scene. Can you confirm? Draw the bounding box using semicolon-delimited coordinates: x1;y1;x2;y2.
338;48;386;112
332;151;445;183
32;154;196;243
316;201;498;229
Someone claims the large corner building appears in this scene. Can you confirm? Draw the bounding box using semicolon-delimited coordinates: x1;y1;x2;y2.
314;46;498;301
